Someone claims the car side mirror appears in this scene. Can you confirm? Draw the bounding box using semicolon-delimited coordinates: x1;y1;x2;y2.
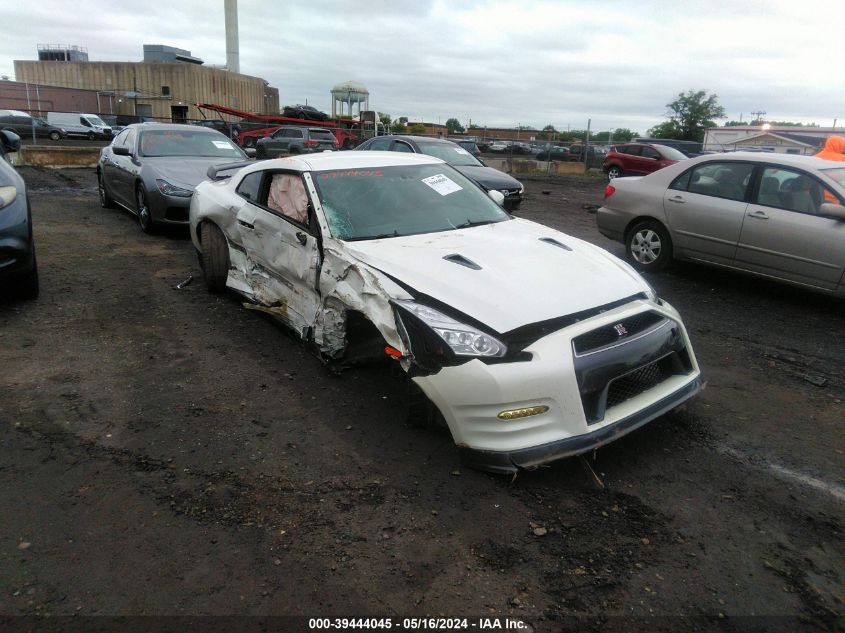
478;159;487;167
488;190;505;206
819;202;845;220
244;148;257;158
1;129;21;153
112;146;131;156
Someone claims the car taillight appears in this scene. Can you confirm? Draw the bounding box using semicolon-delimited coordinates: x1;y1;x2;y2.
303;140;318;147
604;185;616;199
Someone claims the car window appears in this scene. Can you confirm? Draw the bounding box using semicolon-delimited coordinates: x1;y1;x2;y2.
669;170;692;192
392;141;414;153
415;141;483;167
641;147;659;159
623;146;641;156
112;129;130;147
237;171;264;202
138;129;245;158
289;129;303;138
266;173;309;225
309;130;335;141
312;164;510;241
272;129;285;139
687;162;754;202
124;129;136;150
756;167;836;215
366;138;391;151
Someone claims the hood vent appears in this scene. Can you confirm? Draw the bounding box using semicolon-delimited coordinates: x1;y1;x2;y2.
443;253;482;270
539;236;573;251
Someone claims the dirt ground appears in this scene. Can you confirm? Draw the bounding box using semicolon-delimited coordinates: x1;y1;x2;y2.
0;166;842;632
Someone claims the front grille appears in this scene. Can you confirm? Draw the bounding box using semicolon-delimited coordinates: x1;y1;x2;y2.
606;360;671;409
573;311;666;355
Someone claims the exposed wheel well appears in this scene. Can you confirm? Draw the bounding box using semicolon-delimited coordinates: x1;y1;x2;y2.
342;310;390;365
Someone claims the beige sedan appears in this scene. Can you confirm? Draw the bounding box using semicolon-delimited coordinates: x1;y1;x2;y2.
597;152;845;295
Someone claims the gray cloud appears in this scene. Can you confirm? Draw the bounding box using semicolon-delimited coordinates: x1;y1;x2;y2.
3;0;844;134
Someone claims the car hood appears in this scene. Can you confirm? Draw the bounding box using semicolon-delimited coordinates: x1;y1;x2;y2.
452;165;522;190
342;218;650;333
144;157;241;190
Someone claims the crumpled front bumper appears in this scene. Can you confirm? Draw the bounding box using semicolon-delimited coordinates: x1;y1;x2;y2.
412;299;701;474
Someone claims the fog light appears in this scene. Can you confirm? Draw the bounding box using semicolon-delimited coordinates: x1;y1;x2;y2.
497;405;549;420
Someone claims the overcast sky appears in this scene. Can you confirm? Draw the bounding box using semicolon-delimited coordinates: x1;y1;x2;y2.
3;0;844;133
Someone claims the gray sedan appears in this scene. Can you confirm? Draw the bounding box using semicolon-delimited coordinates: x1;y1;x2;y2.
97;123;248;233
597;152;845;295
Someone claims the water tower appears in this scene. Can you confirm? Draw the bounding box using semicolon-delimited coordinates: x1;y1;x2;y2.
331;81;369;118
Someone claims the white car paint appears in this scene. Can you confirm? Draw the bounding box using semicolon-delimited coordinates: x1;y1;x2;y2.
190;152;702;473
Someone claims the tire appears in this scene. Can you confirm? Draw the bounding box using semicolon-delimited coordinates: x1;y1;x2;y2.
136;185;155;233
289;146;300;154
297;113;306;120
606;165;623;180
242;136;255;148
49;131;61;141
12;249;39;300
87;131;96;141
200;222;229;293
98;171;114;208
625;220;673;272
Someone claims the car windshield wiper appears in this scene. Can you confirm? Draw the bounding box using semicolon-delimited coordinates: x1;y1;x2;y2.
452;218;500;229
346;230;400;242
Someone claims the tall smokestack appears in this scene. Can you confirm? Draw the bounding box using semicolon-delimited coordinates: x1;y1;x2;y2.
225;0;240;74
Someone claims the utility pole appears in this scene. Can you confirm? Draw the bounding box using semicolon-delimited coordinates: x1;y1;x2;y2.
584;118;591;167
750;110;766;125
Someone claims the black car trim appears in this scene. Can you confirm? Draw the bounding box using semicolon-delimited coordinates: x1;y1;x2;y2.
458;377;701;474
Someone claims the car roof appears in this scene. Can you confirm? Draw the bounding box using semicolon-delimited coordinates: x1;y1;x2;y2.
695;151;845;169
238;151;445;175
370;135;457;145
125;123;222;133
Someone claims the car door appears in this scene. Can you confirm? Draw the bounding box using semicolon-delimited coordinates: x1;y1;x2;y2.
663;160;754;265
108;128;137;207
735;166;845;289
233;170;321;336
639;146;666;175
264;129;287;156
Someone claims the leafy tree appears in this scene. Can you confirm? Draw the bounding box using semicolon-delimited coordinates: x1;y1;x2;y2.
542;125;557;132
398;116;408;125
390;120;407;134
409;123;427;134
592;128;638;142
377;112;392;128
650;90;726;142
723;119;818;127
445;118;464;134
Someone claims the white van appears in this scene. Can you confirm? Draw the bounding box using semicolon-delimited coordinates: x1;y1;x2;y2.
46;112;112;140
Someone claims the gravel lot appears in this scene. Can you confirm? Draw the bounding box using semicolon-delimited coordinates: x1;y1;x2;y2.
1;166;842;632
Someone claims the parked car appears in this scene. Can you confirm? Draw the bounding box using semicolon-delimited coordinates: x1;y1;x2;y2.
597;152;845;294
189;152;701;473
97;123;249;233
489;141;510;153
192;118;231;137
0;110;65;141
47;112;112;140
511;141;533;155
255;126;338;158
355;135;525;209
536;147;572;161
603;143;688;180
0;129;38;299
282;105;329;121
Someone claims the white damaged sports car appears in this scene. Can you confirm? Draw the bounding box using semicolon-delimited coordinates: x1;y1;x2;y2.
189;152;701;473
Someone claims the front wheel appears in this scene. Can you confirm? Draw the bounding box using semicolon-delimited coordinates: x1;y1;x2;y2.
49;131;61;141
87;131;96;141
98;172;114;208
625;220;672;272
136;186;155;233
606;165;623;180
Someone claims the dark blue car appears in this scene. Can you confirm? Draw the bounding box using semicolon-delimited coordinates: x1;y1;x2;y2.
0;129;39;299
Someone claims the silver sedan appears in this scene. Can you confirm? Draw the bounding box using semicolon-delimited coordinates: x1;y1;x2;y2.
597;152;845;295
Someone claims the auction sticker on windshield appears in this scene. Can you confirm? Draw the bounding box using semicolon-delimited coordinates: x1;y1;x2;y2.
422;173;462;196
212;140;232;149
454;147;470;155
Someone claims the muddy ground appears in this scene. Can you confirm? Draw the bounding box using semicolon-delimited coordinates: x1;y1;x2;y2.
0;167;842;632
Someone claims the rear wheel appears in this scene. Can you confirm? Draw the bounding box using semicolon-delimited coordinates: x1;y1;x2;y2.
297;113;306;120
625;220;672;272
607;165;623;180
200;222;229;293
242;136;256;148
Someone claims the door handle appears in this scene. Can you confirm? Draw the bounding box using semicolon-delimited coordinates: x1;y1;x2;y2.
667;196;685;204
295;231;308;246
748;210;769;220
238;219;254;230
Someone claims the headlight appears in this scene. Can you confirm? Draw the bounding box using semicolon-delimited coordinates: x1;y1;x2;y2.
155;179;193;197
0;186;17;210
397;300;506;358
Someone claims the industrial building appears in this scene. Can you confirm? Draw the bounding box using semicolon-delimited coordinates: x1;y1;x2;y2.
703;125;843;155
